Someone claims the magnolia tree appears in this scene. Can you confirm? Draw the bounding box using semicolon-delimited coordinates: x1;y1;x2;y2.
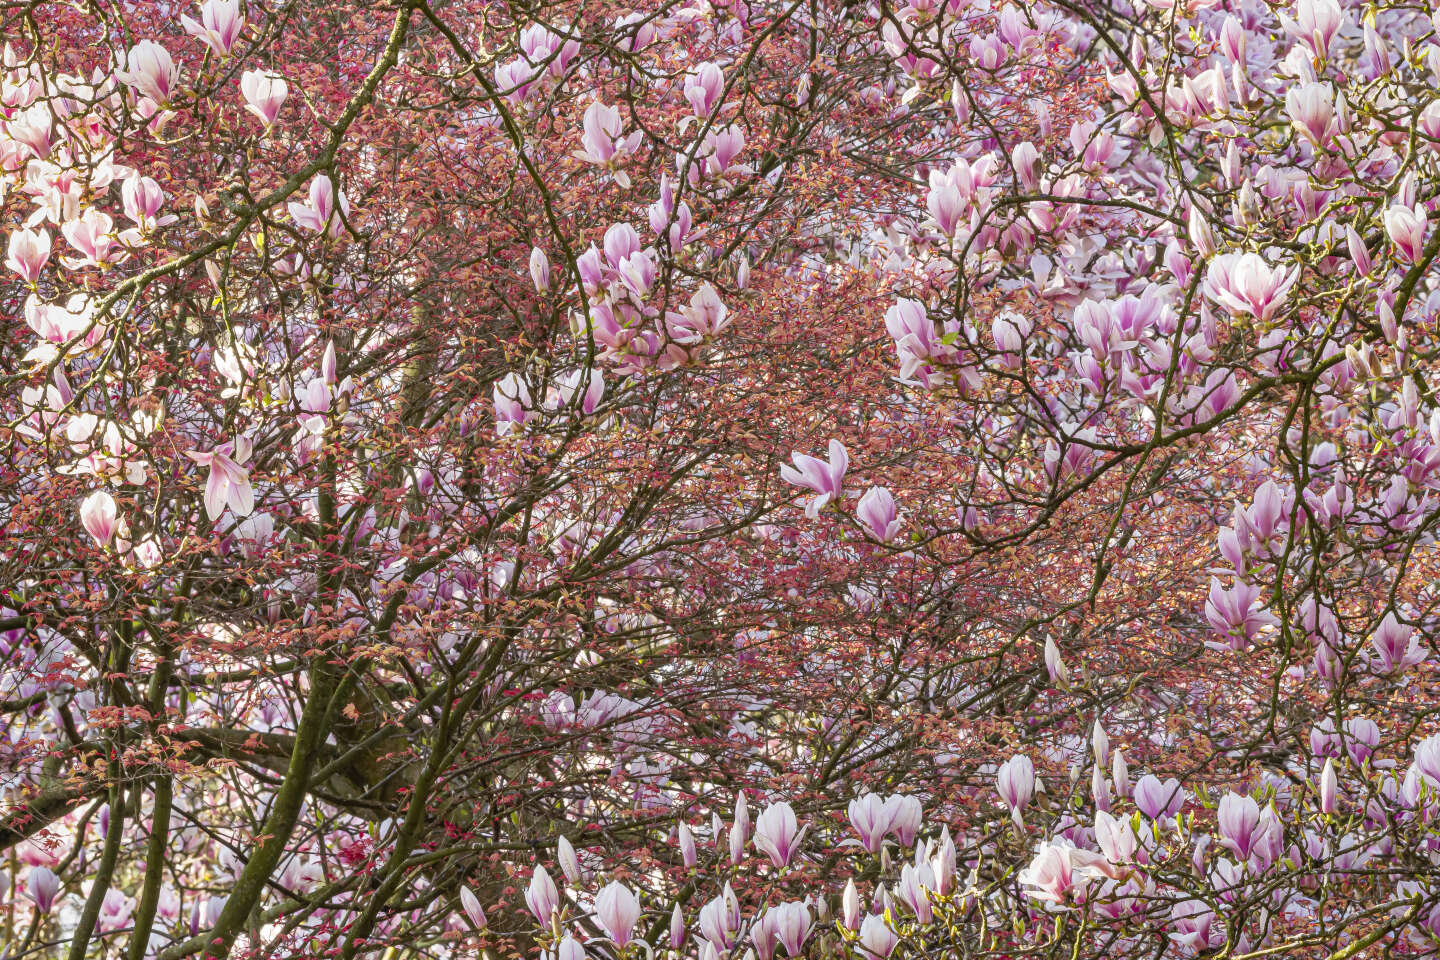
4;0;1440;957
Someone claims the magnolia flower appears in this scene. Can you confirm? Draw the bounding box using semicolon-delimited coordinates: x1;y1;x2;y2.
117;41;179;105
1203;252;1298;322
1370;611;1426;673
288;174;351;238
685;62;725;117
185;437;254;521
781;439;849;518
529;246;551;291
594;881;641;946
525;866;559;924
27;867;60;913
181;0;246;57
61;209;123;269
122;176;173;232
459;887;486;928
1279;0;1344;57
1319;758;1338;814
1384;203;1428;263
857;913;898;958
1285;82;1338;148
1216;793;1261;860
770;901;811;956
6;227;51;282
1018;840;1102;905
997;755;1035;827
754;801;805;868
847;793;891;853
856;486;901;542
493;372;532;436
574;101;642;185
240;71;287;128
79;490;118;546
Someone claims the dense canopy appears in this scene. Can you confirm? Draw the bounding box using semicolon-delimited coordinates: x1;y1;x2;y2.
4;0;1440;957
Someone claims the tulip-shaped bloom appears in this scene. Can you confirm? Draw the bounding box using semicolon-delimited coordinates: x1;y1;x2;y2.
1217;793;1262;860
288;174;350;237
6;227;51;282
896;862;935;924
182;0;246;57
698;884;742;950
884;794;922;846
677;822;697;867
927;168;967;236
1412;733;1440;786
555;368;604;415
556;836;582;884
1133;774;1186;818
122;175;172;232
781;439;848;518
1204;577;1276;650
459;887;486;928
996;755;1035;827
80;490;118;546
885;298;946;380
1319;758;1338;814
856;487;901;542
594;881;641;946
857;914;898;958
492;372;532;436
185;437;254;521
1018;841;1090;904
1371;611;1427;673
1285;82;1339;149
61;209;123;269
1345;225;1373;276
556;938;586;960
1279;0;1344;57
847;793;891;854
842;879;861;930
529;246;551;291
1384;203;1428;264
1094;810;1136;864
525;865;560;924
1203;252;1298;322
240;71;287;128
684;62;725;116
27;867;60;913
753;801;805;868
574;101;642;184
118;41;179;105
771;901;811;956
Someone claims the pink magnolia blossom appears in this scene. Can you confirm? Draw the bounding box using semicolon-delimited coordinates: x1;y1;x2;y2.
524;865;559;924
753;801;805;868
79;490;118;546
1384;203;1428;263
459;887;486;928
288;174;351;237
27;866;60;913
117;41;179;105
1370;611;1427;673
5;227;50;282
593;881;641;946
997;755;1035;827
1203;252;1298;322
685;62;725;117
185;437;254;521
240;71;287;128
781;439;848;518
856;486;900;542
181;0;246;57
61;208;124;269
